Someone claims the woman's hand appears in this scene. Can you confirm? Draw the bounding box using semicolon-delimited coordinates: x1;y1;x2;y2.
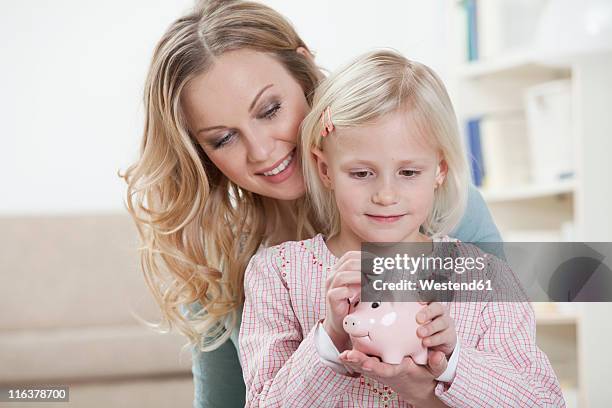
322;251;362;352
338;349;449;406
416;301;457;359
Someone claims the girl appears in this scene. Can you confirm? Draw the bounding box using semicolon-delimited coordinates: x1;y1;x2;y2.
122;1;503;406
240;50;564;407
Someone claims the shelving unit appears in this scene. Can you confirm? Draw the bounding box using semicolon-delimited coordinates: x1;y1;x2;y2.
535;304;580;408
480;179;574;204
449;1;612;407
456;49;568;80
457;58;575;239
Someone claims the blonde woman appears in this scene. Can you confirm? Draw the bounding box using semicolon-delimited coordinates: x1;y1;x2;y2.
239;50;563;407
122;1;502;406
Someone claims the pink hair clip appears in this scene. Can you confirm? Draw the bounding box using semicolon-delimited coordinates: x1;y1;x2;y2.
320;106;334;137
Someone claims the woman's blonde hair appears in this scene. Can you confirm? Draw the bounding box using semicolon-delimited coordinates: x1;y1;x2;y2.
301;50;469;239
119;0;319;351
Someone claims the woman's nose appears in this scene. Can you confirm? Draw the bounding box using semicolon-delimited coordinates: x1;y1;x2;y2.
244;128;274;163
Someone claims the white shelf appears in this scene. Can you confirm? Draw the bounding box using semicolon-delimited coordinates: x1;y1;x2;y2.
536;312;579;326
480;179;575;203
457;50;569;80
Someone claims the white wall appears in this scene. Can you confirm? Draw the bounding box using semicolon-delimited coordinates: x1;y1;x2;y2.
0;0;451;215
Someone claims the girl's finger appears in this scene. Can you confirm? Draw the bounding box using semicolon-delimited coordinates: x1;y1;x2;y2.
334;258;362;273
335;251;362;267
416;302;446;324
330;267;362;288
327;285;360;305
426;351;448;378
417;314;450;337
360;356;408;378
340;349;369;363
422;330;452;348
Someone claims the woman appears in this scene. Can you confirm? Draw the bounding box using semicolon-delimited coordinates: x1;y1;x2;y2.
121;1;501;407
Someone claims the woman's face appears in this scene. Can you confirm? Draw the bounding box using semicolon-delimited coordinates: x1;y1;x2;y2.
182;49;310;200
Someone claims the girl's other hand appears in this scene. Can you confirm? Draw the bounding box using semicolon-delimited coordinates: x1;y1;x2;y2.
416;301;457;359
339;348;449;406
322;251;362;352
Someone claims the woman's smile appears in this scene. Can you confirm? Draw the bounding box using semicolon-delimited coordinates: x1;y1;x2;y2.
255;148;297;184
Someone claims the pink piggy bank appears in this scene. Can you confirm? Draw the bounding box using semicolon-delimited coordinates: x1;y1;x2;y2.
343;301;428;365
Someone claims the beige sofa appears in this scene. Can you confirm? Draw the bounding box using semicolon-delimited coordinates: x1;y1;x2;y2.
0;214;194;407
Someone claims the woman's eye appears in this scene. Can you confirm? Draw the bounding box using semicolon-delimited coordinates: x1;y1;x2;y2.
260;102;281;120
400;169;420;177
350;170;372;179
213;131;236;149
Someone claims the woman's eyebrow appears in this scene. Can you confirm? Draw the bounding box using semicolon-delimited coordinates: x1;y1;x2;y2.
196;83;274;136
249;84;274;112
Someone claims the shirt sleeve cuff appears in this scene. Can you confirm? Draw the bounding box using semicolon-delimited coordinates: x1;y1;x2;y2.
434;334;460;383
314;321;351;374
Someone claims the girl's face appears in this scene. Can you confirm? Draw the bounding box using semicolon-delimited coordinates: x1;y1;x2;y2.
182;49;310;200
313;108;447;246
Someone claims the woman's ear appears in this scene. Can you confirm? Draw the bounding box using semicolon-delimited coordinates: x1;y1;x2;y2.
311;146;333;189
296;46;314;63
435;159;448;189
296;47;324;81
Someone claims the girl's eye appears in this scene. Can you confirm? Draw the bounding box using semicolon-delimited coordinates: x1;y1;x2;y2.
400;169;420;177
259;102;282;120
350;170;373;179
213;131;236;149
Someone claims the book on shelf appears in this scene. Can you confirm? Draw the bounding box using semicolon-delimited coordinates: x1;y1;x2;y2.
465;114;531;190
465;117;484;186
480;114;530;191
462;0;548;62
525;80;574;184
464;0;479;61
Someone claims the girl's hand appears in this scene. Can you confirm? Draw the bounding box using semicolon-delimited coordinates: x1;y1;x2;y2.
416;301;457;359
339;349;449;406
322;251;362;352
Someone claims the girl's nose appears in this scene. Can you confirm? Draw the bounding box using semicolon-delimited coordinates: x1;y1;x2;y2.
372;185;399;206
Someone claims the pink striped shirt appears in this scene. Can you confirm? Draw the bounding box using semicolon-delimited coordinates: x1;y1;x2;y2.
240;234;565;407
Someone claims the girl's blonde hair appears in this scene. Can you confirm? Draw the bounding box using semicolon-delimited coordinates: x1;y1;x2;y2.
301;50;469;239
119;0;319;351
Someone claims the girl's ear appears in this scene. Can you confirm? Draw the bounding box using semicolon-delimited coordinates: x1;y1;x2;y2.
435;159;448;189
311;147;333;189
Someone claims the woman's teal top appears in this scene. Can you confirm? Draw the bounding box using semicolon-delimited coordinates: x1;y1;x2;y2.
191;184;501;407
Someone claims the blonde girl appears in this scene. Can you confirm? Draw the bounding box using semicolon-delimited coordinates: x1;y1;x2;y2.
239;50;564;407
122;1;503;406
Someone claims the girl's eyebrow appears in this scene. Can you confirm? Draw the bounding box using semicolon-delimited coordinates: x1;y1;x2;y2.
341;158;427;167
196;83;274;136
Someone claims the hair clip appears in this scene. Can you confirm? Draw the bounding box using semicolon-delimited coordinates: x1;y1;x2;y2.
320;106;334;137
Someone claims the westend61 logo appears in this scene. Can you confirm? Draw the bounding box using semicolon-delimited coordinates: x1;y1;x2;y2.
360;241;612;303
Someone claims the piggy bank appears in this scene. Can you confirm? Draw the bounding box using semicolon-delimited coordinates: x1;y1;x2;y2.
343;301;428;365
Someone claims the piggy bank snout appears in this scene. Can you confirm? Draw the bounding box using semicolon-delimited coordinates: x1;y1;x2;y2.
343;314;369;336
